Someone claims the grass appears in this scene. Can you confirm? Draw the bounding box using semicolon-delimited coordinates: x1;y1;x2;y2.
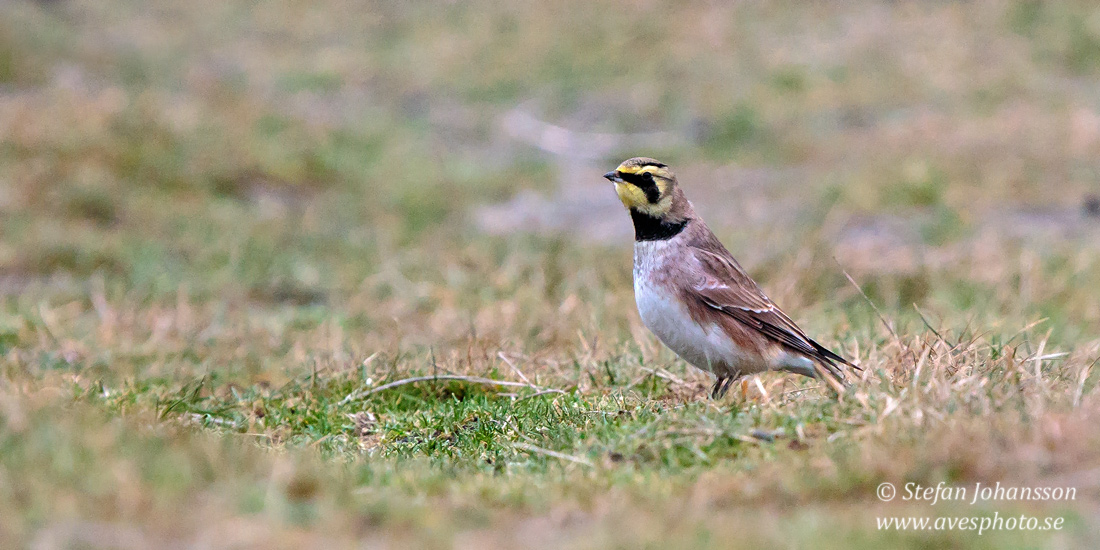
2;0;1100;547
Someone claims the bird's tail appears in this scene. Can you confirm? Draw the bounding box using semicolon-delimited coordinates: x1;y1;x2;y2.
809;339;859;392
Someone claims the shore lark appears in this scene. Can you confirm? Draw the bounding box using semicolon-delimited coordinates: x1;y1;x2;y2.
604;157;856;398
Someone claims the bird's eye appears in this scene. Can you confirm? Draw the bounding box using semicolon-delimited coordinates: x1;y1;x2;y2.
642;172;654;181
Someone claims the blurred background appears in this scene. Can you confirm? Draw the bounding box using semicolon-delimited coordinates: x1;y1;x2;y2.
2;0;1100;547
3;0;1100;320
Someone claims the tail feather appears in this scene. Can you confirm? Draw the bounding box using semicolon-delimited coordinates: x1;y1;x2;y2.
806;338;858;390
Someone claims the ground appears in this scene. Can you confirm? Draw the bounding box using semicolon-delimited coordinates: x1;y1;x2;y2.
2;1;1100;548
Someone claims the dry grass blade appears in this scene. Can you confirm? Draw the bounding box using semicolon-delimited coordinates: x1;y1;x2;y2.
513;442;593;467
340;375;562;404
913;304;950;346
512;388;569;403
498;351;533;386
836;262;898;342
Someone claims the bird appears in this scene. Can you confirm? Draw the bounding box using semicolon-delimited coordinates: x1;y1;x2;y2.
603;157;857;398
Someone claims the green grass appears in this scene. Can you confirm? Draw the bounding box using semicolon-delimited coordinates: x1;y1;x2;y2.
2;0;1100;548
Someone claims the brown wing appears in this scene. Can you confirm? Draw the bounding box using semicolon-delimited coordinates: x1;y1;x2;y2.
688;239;855;380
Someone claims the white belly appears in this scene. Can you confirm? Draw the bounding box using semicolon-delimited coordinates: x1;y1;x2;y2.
633;267;757;376
634;279;713;371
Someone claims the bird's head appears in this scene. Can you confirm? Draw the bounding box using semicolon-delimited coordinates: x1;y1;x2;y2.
603;157;680;218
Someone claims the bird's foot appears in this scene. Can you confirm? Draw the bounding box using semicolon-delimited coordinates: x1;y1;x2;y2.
710;376;738;399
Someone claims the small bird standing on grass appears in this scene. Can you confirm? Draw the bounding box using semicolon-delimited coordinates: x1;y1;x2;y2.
604;157;856;398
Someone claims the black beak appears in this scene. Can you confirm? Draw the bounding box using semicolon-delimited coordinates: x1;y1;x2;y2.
603;171;622;182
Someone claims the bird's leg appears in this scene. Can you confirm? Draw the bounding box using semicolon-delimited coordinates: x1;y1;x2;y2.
710;376;727;399
711;375;739;399
710;372;743;399
721;376;736;398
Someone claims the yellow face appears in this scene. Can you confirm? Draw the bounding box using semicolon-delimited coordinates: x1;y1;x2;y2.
604;160;675;218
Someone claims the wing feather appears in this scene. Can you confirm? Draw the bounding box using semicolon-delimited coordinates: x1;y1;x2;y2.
687;240;857;379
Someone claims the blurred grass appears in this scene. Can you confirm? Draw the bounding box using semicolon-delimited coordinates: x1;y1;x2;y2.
1;0;1100;547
